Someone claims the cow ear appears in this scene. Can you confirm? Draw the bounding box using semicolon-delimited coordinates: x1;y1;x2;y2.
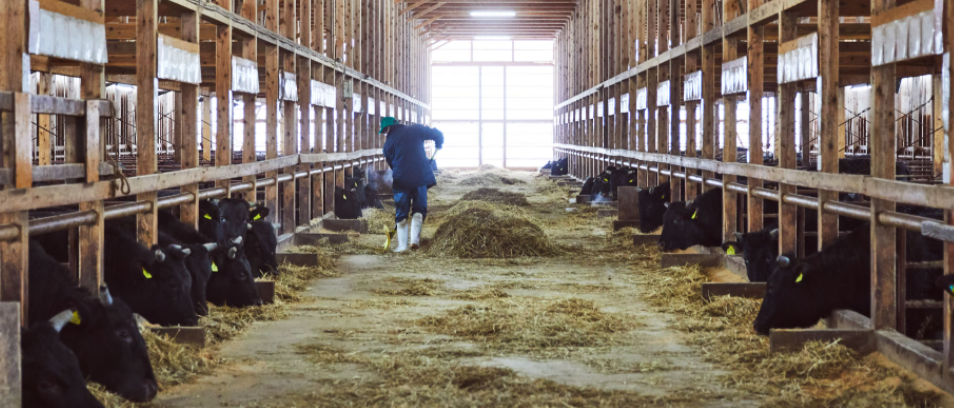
733;232;744;242
769;228;779;240
663;202;670;208
250;206;270;221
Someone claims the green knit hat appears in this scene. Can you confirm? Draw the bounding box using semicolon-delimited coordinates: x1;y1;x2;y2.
379;117;397;134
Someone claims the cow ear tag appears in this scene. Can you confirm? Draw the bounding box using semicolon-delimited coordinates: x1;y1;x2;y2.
203;214;212;220
691;210;698;219
70;311;82;325
343;194;348;200
142;268;153;279
948;285;954;295
211;262;219;272
661;195;665;199
628;179;634;183
795;273;804;283
253;214;262;221
726;246;736;255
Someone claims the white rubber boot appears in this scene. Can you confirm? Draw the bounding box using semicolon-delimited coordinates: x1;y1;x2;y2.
410;213;424;250
394;219;409;253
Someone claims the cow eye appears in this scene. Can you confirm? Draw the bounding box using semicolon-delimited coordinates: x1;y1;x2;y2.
116;329;132;343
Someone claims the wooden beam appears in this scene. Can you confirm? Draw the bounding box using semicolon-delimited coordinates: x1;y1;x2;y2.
136;0;159;247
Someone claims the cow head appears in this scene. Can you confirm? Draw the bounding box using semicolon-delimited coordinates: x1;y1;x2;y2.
181;242;214;316
638;182;671;233
658;196;715;252
334;186;363;220
60;287;157;402
207;245;263;307
200;199;251;248
126;244;198;327
721;228;779;282
753;255;827;335
246;220;279;277
22;310;106;408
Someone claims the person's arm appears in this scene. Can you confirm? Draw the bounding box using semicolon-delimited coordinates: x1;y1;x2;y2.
425;126;444;150
383;139;394;169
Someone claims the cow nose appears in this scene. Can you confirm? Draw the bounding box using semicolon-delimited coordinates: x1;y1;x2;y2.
143;380;158;400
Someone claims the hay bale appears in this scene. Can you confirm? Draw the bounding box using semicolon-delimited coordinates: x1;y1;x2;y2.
460;188;530;207
427;201;558;258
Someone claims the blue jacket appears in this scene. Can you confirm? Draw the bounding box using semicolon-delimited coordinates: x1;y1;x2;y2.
383;124;444;189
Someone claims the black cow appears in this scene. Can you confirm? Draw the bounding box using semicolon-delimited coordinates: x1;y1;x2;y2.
207;243;262;307
199;199;251;248
721;226;780;282
551;158;569;176
579;177;595;196
246;206;279;277
103;224;198;327
156;211;262;308
589;168;616;201
541;161;552;170
754;224;943;335
158;233;213;316
28;242;157;402
658;187;724;251
334;186;363;219
345;177;368;207
22;310;106;408
609;167;637;200
638;182;670;233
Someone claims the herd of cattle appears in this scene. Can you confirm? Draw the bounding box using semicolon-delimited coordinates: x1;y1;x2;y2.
23;198;282;407
550;158;951;342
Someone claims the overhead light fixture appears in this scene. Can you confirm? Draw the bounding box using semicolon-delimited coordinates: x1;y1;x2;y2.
470;11;516;17
474;36;511;41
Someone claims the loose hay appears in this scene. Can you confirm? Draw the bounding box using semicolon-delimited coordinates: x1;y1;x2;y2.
457;172;526;186
459;187;530;206
417;297;639;356
633;252;943;408
427;201;559;258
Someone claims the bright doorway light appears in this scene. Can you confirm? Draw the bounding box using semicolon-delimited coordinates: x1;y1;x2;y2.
470;11;516;17
474;36;511;41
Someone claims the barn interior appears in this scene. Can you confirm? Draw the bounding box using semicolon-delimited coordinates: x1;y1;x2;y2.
2;0;954;406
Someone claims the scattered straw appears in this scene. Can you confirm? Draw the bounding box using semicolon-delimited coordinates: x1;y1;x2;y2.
427;201;559;258
631;249;943;407
417;297;639;356
460;188;530;206
458;172;526;186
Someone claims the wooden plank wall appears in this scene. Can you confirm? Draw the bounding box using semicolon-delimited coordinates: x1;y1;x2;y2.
553;0;954;392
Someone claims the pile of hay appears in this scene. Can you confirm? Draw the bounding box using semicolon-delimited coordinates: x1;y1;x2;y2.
362;206;395;235
460;188;530;206
458;172;525;186
427;201;559;258
417;297;638;355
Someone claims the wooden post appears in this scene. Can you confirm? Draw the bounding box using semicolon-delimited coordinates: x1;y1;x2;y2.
944;0;954;373
817;0;839;249
37;73;52;166
136;0;159;247
777;9;798;257
298;57;313;228
202;97;212;162
747;0;764;233
869;0;897;332
215;17;233;195
180;9;201;228
281;53;298;235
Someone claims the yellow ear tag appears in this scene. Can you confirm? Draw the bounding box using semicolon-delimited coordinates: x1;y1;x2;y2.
343;194;348;200
211;262;219;272
203;214;212;220
661;195;665;199
629;179;634;183
726;246;736;255
253;214;262;221
691;210;698;219
142;268;153;279
70;311;81;325
603;178;608;182
795;273;804;283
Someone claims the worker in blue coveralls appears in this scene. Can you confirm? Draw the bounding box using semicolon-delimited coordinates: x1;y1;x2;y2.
381;117;444;252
